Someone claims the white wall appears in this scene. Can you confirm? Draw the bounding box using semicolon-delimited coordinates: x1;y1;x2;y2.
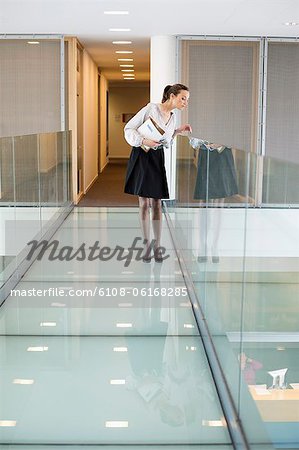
108;84;150;159
99;73;108;171
150;36;177;199
83;50;98;192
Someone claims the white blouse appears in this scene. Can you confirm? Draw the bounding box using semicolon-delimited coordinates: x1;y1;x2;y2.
124;102;177;148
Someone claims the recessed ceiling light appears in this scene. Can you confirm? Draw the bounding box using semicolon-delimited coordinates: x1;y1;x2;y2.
105;421;129;428
13;379;35;385
284;21;299;26
116;51;133;54
110;379;126;385
40;322;56;327
51;302;66;307
27;41;40;45
109;28;131;32
27;346;48;352
104;11;129;15
121;69;134;72
113;347;128;352
112;41;132;45
118;58;133;61
183;323;194;328
116;323;132;328
120;64;134;67
202;420;224;427
0;421;17;427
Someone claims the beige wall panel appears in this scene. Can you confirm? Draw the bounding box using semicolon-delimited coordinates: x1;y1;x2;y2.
83;50;98;192
108;85;150;158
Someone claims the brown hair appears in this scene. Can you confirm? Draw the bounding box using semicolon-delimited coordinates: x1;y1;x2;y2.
161;83;189;103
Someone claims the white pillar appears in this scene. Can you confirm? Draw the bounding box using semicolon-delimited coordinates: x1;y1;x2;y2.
150;36;177;200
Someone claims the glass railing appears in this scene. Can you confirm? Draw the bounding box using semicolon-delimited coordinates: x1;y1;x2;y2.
0;131;72;290
168;135;299;449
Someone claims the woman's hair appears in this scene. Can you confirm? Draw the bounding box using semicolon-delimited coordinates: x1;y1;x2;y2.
161;83;189;103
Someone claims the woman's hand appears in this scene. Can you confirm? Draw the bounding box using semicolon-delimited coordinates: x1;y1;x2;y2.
174;124;192;137
142;138;160;151
177;124;192;134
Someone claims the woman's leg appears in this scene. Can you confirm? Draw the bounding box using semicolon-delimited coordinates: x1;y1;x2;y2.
138;196;151;255
211;198;224;262
151;198;163;260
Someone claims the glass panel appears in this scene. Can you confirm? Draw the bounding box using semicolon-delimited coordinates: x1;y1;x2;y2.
262;155;299;205
0;136;17;286
0;131;72;289
173;135;276;448
240;153;299;448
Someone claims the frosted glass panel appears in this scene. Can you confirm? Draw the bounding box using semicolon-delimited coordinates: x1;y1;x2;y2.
0;39;61;137
265;42;299;164
182;41;259;153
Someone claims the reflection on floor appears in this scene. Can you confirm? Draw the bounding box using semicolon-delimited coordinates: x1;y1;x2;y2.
1;205;299;448
0;208;230;447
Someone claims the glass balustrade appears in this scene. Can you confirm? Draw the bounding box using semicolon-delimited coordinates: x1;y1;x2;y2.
170;135;299;449
0;131;72;290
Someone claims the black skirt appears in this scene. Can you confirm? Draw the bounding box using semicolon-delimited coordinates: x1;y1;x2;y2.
193;147;238;200
124;146;169;199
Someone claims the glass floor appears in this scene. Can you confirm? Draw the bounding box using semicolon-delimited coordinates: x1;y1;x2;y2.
0;208;233;448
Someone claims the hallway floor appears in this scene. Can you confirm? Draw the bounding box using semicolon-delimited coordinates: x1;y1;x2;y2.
79;162;137;207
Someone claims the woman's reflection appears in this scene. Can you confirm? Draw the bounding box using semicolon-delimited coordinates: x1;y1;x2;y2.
190;138;238;263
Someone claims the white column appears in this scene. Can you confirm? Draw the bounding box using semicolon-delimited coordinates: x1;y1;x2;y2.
150;36;177;200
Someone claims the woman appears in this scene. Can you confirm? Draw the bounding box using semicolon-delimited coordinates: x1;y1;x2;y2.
124;84;192;262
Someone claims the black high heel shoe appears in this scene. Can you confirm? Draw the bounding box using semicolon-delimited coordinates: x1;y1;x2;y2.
142;248;152;263
154;248;164;263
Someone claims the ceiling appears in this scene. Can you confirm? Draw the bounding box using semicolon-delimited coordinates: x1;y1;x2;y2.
1;0;299;82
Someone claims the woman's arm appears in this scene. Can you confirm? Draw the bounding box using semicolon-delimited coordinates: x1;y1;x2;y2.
172;123;192;138
124;104;151;147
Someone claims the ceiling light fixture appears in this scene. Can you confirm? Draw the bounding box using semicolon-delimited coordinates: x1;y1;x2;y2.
109;28;131;32
104;11;129;15
27;41;40;45
112;41;132;45
116;51;133;54
202;420;224;427
0;421;17;427
13;379;35;385
118;58;133;61
110;379;126;385
27;346;48;352
284;21;299;26
105;421;129;428
121;69;134;72
120;64;134;67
